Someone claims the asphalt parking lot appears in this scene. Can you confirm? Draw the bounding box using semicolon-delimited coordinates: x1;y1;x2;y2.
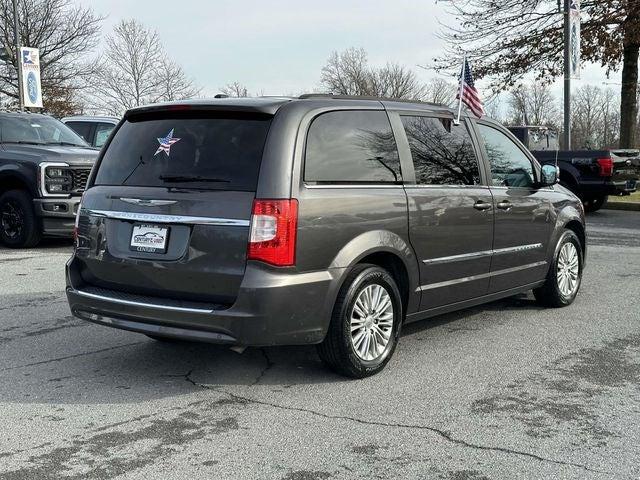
0;210;638;480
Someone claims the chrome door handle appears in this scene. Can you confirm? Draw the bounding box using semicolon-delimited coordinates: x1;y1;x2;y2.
473;201;492;211
497;200;512;210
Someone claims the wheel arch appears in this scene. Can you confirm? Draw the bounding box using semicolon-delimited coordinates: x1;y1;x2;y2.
0;171;35;198
328;230;421;317
551;204;587;267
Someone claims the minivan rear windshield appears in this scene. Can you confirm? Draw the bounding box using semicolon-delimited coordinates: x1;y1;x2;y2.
94;112;272;191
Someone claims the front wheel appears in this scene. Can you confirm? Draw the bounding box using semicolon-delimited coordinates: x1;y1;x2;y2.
533;230;583;307
0;190;42;248
317;264;402;378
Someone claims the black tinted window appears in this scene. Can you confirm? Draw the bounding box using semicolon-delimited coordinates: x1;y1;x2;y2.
65;121;93;143
401;116;480;186
478;124;535;188
305;110;401;183
0;115;86;146
94;113;271;191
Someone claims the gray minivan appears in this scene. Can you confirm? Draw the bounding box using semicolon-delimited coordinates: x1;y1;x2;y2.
66;96;586;378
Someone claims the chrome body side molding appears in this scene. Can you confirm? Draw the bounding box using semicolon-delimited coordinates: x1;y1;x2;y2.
422;243;543;265
417;261;548;292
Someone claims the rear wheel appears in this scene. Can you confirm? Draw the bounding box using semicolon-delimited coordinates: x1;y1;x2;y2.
533;230;583;307
0;190;42;248
317;264;402;378
583;195;607;213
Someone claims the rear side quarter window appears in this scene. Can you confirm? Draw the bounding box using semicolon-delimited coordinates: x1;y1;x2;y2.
401;116;481;186
304;110;401;183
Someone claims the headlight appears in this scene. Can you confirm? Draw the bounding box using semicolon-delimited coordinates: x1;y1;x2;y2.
39;162;72;197
47;168;66;178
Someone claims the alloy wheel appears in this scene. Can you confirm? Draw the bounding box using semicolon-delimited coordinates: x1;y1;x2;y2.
1;200;24;240
557;242;579;297
350;284;394;361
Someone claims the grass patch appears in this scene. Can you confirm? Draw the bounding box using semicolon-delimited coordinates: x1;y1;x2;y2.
609;191;640;203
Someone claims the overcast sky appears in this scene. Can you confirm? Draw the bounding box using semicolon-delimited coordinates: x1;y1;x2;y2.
80;0;621;99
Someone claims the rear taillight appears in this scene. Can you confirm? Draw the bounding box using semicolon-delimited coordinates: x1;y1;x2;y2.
73;194;83;245
247;199;298;266
597;158;613;177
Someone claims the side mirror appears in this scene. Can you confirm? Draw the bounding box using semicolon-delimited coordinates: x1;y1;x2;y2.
540;164;559;187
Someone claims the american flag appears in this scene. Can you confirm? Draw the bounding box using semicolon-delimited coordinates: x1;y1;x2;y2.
154;128;181;156
457;59;484;118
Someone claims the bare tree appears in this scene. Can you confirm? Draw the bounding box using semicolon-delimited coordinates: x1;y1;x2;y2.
507;84;561;128
320;48;370;96
153;57;201;102
484;94;506;122
320;47;426;100
220;81;249;98
90;19;199;115
0;0;103;115
571;85;620;149
424;78;458;106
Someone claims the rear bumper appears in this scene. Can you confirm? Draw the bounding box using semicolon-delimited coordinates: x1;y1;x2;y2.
34;198;80;236
607;179;637;195
66;257;345;346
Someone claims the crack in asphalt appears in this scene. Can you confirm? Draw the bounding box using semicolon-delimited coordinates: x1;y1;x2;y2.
0;342;145;372
250;348;275;386
183;370;609;475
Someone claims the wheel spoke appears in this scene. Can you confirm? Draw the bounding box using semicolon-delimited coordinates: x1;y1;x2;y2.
350;282;395;362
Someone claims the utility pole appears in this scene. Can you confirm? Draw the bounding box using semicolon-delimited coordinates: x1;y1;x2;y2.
563;0;571;149
12;0;24;111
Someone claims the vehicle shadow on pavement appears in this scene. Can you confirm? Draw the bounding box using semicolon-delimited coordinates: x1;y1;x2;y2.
0;292;543;405
0;238;73;252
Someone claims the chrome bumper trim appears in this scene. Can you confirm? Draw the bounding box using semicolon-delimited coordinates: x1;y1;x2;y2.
73;289;215;314
82;209;250;227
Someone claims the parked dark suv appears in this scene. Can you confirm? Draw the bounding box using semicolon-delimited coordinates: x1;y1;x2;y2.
66;96;586;378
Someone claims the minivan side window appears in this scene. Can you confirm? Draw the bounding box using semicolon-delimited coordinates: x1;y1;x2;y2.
477;124;535;188
304;110;401;183
401;116;481;186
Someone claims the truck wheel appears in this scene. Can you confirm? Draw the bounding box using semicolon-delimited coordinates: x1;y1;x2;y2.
317;264;402;378
0;190;42;248
583;195;607;213
533;230;583;308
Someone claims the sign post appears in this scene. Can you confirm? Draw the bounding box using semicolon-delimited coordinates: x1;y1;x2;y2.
19;47;42;108
12;0;24;111
563;0;580;150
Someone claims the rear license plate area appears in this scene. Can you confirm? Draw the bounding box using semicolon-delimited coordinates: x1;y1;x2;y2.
130;224;170;253
626;180;637;191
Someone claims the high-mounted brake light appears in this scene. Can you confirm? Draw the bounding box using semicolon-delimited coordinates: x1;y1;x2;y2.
248;199;298;266
166;104;192;111
596;158;613;177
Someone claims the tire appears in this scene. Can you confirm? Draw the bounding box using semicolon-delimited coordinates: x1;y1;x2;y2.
317;264;403;378
583;195;607;213
0;189;42;248
533;230;583;308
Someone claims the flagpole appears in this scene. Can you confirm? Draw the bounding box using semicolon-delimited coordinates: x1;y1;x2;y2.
455;55;466;125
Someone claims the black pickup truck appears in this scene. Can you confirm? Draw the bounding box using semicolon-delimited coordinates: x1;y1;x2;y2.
509;126;640;212
0;112;98;247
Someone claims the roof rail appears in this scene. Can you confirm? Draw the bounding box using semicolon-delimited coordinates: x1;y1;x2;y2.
297;93;446;108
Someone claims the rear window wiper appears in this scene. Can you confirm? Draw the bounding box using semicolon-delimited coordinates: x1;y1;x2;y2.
158;175;231;183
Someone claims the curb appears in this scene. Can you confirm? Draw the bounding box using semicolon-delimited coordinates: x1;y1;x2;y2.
604;202;640;212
